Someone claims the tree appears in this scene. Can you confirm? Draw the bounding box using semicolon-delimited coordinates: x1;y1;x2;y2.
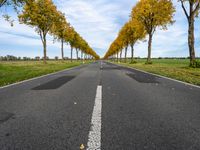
179;0;200;67
119;24;129;62
132;0;175;63
73;35;82;61
64;26;76;62
50;11;70;60
127;20;146;62
64;26;99;61
19;0;59;64
108;19;145;63
104;36;123;61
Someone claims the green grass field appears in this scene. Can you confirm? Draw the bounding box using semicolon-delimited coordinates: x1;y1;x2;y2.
113;59;200;86
0;60;86;87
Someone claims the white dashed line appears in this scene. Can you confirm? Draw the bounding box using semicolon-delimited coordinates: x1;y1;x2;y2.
87;85;102;150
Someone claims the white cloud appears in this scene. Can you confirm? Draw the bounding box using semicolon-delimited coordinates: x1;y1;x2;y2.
54;0;136;56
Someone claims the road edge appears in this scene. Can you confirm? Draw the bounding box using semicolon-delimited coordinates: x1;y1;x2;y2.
0;63;88;89
108;61;200;89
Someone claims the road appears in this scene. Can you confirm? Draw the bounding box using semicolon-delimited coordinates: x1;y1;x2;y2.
0;61;200;150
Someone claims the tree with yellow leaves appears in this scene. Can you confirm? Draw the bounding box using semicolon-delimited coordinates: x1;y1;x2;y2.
119;23;129;63
118;20;146;63
19;0;59;63
64;26;99;61
104;36;124;62
128;20;146;62
132;0;175;64
67;28;79;62
50;11;70;60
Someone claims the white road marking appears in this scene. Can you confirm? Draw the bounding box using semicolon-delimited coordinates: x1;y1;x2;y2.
87;85;102;150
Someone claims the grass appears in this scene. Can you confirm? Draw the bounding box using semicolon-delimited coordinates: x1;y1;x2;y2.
113;59;200;86
0;60;87;87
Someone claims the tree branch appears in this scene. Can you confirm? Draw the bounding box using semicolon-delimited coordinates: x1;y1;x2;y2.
192;2;200;16
0;0;7;7
39;30;44;44
181;0;189;20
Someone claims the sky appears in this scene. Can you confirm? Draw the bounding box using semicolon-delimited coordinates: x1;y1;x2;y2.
0;0;200;58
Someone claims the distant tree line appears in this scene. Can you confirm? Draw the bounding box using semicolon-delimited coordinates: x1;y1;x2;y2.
0;55;48;61
0;55;96;61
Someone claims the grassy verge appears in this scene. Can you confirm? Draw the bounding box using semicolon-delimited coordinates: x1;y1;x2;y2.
112;59;200;86
0;60;88;87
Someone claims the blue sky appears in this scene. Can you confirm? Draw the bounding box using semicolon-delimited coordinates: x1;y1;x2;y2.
0;0;200;58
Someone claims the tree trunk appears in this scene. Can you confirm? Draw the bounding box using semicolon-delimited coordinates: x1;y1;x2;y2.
188;17;196;66
71;46;73;62
81;52;83;63
125;47;128;63
117;52;119;63
147;33;153;63
76;48;79;61
43;35;47;64
40;31;47;64
61;39;64;60
131;44;134;62
120;50;122;62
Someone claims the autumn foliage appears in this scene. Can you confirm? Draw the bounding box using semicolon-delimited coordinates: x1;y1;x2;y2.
18;0;99;63
104;0;175;64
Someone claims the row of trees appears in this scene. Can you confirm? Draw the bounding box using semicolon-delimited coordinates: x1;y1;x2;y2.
1;0;99;63
0;55;94;61
104;0;200;67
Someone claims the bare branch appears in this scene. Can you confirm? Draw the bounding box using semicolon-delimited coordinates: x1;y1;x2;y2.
0;0;7;7
39;30;44;44
192;1;200;16
181;0;189;19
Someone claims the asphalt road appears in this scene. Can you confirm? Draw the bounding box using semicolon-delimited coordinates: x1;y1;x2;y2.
0;61;200;150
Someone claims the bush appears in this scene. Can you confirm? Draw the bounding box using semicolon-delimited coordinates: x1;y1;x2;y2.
145;61;153;65
130;60;137;64
195;60;200;68
190;60;200;68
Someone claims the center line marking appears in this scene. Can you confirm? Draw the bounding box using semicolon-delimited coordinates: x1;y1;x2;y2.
87;85;102;150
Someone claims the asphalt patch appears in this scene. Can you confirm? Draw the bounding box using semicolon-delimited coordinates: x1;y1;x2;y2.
32;76;75;90
126;73;159;83
0;112;14;124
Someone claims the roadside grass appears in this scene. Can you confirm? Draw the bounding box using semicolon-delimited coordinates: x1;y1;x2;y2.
113;59;200;86
0;60;88;87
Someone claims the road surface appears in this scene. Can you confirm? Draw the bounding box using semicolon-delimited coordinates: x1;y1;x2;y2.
0;61;200;150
